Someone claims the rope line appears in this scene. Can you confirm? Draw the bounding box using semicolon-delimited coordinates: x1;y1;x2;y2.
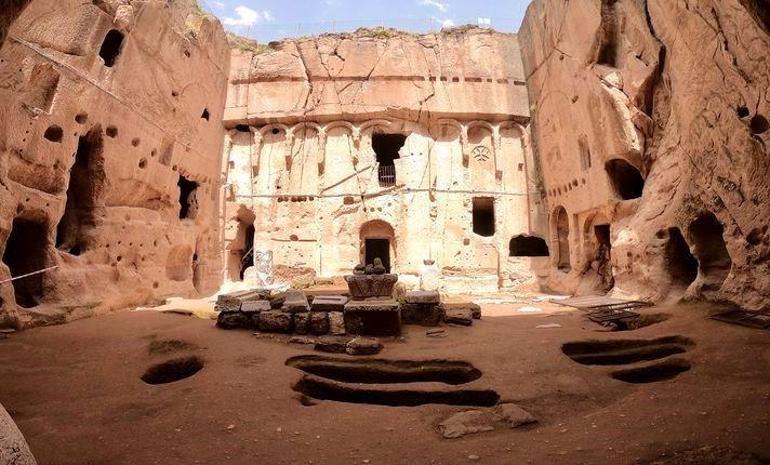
0;266;59;285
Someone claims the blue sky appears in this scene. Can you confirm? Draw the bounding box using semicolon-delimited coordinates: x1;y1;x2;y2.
198;0;532;43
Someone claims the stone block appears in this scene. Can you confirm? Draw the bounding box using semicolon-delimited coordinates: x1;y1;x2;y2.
444;307;473;326
240;300;271;314
344;299;401;336
309;312;330;335
294;312;310;335
314;335;352;353
404;290;440;305
281;290;310;313
216;311;252;330
442;302;482;319
311;295;349;312
401;303;444;326
346;337;383;356
258;311;293;333
329;311;346;335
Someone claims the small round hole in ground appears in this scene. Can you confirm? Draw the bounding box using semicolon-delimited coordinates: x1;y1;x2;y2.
106;126;118;138
737;106;750;119
75;113;88;124
610;358;691;384
141;356;204;385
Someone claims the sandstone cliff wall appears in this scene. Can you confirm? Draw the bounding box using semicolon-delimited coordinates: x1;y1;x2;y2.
520;0;770;309
0;0;230;327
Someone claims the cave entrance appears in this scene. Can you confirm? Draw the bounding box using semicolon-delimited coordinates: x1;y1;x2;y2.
240;224;255;280
664;227;698;294
554;206;571;271
605;159;645;200
365;239;391;273
56;126;105;255
472;197;496;237
372;133;405;187
509;235;550;257
178;175;199;220
99;29;125;68
593;224;614;292
689;213;732;291
360;220;395;273
3;218;49;308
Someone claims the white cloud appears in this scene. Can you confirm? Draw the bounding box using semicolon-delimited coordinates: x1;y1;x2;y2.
212;1;225;10
436;17;455;27
419;0;448;13
223;6;275;27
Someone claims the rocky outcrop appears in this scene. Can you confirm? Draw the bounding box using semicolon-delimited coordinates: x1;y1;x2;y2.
520;0;770;310
0;402;37;465
0;0;230;327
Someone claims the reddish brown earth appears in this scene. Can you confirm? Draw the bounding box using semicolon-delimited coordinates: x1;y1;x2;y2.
0;302;769;465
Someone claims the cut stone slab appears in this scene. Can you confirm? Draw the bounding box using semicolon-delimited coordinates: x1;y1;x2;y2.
311;295;349;312
445;308;473;326
309;312;330;335
344;299;401;336
258;311;293;333
240;300;271;314
405;290;440;305
443;302;482;319
314;335;353;354
216;311;252;330
329;311;346;335
401;303;444;326
346;337;383;356
439;410;495;439
498;403;537;428
281;290;310;313
294;312;310;335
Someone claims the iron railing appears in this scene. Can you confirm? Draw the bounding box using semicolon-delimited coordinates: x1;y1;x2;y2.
378;165;396;187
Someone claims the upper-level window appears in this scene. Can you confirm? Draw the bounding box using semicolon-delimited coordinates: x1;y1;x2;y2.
372;133;406;187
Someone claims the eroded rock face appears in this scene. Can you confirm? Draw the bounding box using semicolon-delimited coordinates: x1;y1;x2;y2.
0;0;230;327
0;402;37;465
520;0;770;309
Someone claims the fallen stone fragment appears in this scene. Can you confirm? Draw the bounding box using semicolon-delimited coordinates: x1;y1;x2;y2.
258;311;293;333
404;290;440;305
216;311;251;330
288;336;316;346
442;302;482;319
439;410;495;439
329;311;346;335
314;335;352;353
345;337;383;356
401;303;443;326
444;308;473;326
0;402;37;465
281;290;310;313
536;323;562;329
426;328;446;337
497;403;537;428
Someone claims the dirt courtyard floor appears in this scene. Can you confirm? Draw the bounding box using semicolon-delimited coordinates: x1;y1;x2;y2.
1;300;769;465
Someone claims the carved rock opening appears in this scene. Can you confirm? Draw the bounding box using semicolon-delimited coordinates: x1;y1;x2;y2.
605;159;645;200
177;175;199;220
3;218;49;308
689;213;732;291
472;197;495;237
99;29;125;67
509;235;549;257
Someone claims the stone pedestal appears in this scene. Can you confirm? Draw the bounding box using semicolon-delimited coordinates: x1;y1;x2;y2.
344;274;398;299
344;299;401;336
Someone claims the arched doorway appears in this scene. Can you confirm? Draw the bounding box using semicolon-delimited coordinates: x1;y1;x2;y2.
359;220;395;273
552;206;571;272
225;206;256;282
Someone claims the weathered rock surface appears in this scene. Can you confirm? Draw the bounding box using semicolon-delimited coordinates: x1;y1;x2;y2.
328;311;346;335
314;335;352;354
401;303;444;326
281;290;310;313
310;295;349;312
405;290;440;305
498;403;537;428
444;308;473;326
216;311;251;330
519;0;770;310
0;0;230;327
439;410;495;439
293;312;310;335
0;402;37;465
309;312;330;335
